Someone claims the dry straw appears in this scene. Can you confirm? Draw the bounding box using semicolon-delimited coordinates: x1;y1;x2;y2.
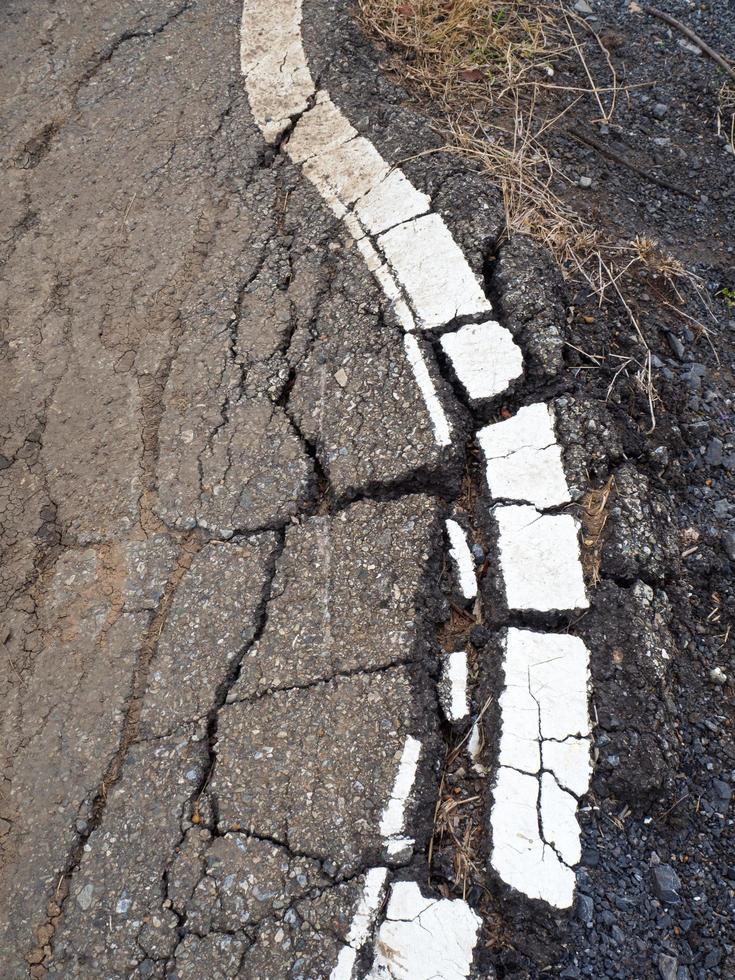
359;0;718;432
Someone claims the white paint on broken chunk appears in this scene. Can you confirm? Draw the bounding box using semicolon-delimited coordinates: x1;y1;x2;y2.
240;0;315;143
478;403;571;509
540;773;582;867
543;736;592;797
490;766;576;909
491;629;591;907
496;680;542;774
503;629;591;742
440;651;470;723
446;519;477;599
494;504;588;612
368;881;480;979
403;335;452;447
303;135;390;212
287;94;357;163
330;867;388;980
353;168;431;236
379;735;421;857
378;214;492;329
440;321;523;401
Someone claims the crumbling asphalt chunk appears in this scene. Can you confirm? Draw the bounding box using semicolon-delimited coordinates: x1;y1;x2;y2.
489;234;567;384
231;495;441;698
576;580;677;804
213;667;440;874
553;395;624;497
601;463;681;585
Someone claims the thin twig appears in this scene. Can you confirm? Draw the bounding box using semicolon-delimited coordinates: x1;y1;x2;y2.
568;126;700;200
640;6;735;84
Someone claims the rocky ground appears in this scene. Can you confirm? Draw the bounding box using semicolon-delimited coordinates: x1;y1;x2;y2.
0;1;732;979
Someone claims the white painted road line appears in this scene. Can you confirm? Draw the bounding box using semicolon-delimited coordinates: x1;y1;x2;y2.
240;0;314;144
491;628;591;908
241;0;522;462
446;518;477;599
493;504;588;612
377;214;492;329
403;335;452;447
367;881;481;980
241;0;595;923
330;867;389;980
478;402;572;509
440;651;470;724
543;735;593;797
379;734;421;859
354;168;431;236
490;766;576;909
441;320;524;401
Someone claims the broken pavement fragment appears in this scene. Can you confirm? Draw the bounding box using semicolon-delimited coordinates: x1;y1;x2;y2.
212;668;438;873
439;651;470;724
231;496;440;697
367;881;481;980
240;0;314;143
490;629;591;908
493;504;588;613
377;214;492;330
379;735;421;859
478;402;571;509
287;303;456;490
490;766;576;909
441;320;524;401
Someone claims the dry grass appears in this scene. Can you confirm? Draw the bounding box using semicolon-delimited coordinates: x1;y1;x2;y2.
579;476;615;585
359;0;720;431
359;0;565;102
359;0;616;277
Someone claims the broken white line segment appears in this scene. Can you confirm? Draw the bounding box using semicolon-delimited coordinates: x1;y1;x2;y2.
446;518;477;599
493;504;588;613
367;881;481;980
478;402;572;509
403;336;452;448
330;867;389;980
491;628;591;908
379;734;421;859
439;650;470;724
441;320;524;401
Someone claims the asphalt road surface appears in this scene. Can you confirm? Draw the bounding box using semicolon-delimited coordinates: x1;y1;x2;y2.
2;1;733;979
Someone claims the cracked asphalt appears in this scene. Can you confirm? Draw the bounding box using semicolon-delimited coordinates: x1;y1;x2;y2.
2;1;733;979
